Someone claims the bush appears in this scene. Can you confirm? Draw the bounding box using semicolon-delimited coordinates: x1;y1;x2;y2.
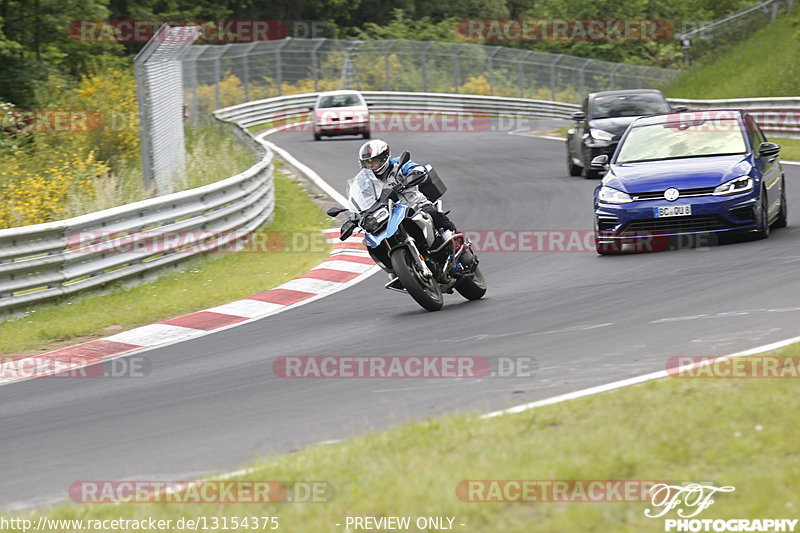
0;149;109;228
196;73;245;112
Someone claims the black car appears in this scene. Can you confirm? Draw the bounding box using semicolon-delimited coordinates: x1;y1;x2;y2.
566;89;673;178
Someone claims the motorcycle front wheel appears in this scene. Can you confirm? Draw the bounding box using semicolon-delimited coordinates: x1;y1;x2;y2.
455;266;487;301
390;247;444;312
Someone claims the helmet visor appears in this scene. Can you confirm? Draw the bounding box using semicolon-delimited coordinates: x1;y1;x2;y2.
360;152;389;172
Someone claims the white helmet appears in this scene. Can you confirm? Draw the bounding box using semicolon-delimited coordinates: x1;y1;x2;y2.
358;139;391;175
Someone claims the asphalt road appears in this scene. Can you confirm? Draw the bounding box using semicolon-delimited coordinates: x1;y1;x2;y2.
2;129;799;509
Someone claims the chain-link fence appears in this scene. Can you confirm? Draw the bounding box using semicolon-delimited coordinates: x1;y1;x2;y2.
182;38;678;119
676;0;795;66
134;24;199;194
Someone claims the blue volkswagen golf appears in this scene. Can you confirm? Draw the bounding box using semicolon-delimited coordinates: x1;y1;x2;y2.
593;109;788;254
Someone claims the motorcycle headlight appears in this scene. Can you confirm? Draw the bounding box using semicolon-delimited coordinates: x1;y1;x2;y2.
598;186;632;204
362;207;390;233
590;128;615;141
713;176;753;196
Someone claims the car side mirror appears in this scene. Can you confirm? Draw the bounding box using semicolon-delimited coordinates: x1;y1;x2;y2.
308;106;314;112
366;102;374;107
590;155;609;168
759;141;781;157
671;105;689;112
571;111;586;122
326;206;347;217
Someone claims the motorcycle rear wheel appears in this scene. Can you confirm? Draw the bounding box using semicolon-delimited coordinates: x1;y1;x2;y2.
390;248;444;311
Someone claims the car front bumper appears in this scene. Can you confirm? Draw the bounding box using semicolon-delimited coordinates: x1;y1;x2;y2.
594;192;760;244
316;121;370;135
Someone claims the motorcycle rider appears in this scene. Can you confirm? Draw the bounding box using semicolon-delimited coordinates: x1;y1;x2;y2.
355;139;471;285
357;139;457;237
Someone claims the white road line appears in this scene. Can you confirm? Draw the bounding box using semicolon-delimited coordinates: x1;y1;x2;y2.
257;124;350;207
481;334;800;419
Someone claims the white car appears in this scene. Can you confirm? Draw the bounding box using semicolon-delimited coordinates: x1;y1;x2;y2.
310;90;370;141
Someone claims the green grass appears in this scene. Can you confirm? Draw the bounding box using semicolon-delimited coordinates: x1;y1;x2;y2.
773;136;800;161
184;124;258;189
664;11;800;99
7;344;798;532
0;170;330;356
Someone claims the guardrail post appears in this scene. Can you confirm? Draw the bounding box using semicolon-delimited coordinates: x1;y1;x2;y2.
275;38;289;96
487;47;500;96
578;59;590;97
385;40;396;91
517;51;531;98
311;39;324;92
452;44;465;93
421;41;433;92
550;54;563;101
609;63;622;90
214;55;222;110
190;53;200;119
241;42;258;102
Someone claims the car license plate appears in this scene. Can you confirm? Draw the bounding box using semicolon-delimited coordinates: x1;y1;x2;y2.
654;205;691;218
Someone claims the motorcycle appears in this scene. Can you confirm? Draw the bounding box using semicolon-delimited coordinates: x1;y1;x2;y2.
327;151;486;311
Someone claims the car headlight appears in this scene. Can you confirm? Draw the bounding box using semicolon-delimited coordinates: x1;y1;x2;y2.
598;186;632;204
590;128;615;141
713;176;753;196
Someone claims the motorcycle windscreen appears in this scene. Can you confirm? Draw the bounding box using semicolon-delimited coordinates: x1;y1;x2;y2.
347;169;384;212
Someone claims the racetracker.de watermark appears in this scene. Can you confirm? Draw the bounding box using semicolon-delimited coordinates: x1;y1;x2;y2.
464;230;719;253
456;19;674;42
277;111;578;134
272;356;538;378
67;230;328;254
1;110;103;133
0;355;150;380
68;20;328;43
457;480;666;502
69;481;333;504
666;355;800;378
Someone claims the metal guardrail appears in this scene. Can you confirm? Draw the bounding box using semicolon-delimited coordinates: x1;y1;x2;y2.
3;91;798;318
0;129;275;319
214;91;582;128
215;91;800;139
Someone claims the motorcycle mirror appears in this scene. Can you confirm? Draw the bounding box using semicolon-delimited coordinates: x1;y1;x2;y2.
399;151;410;166
340;220;356;240
406;172;427;187
326;206;347;217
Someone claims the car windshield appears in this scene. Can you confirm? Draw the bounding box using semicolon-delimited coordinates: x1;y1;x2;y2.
317;94;362;108
347;169;384;212
616;117;747;163
590;94;670;119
